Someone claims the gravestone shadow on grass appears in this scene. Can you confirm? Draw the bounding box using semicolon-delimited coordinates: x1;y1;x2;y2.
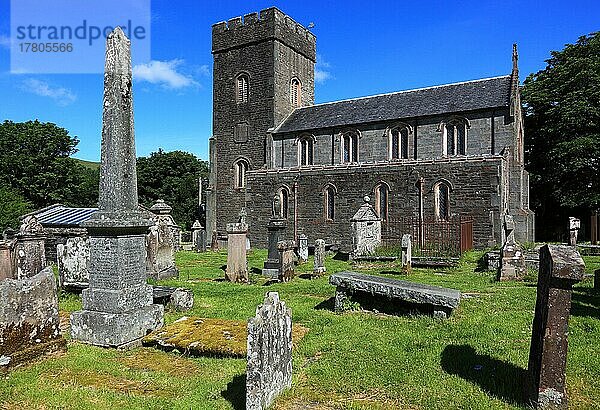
221;373;246;410
441;344;526;406
570;287;600;319
314;297;335;311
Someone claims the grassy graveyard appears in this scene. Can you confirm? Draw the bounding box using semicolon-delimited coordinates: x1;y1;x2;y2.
0;249;599;410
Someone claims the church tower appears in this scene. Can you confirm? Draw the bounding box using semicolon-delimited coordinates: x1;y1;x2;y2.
207;7;316;237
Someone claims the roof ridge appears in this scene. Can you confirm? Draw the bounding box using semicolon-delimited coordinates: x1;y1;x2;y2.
297;74;511;109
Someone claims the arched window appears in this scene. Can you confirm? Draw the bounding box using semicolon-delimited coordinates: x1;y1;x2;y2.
290;78;301;107
442;118;468;156
374;183;389;221
277;187;290;219
341;131;359;163
297;135;314;166
233;158;249;189
324;185;336;221
434;182;450;221
236;74;249;104
389;125;410;160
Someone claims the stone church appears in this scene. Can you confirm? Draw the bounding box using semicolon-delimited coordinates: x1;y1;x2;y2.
206;7;535;251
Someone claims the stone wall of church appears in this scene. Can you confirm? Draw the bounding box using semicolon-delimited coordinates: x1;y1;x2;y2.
245;156;506;251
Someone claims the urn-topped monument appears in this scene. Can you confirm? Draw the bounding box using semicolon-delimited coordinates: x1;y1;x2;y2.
70;27;164;348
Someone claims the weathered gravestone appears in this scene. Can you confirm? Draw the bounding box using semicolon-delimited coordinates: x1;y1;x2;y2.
226;209;249;283
499;214;526;281
247;292;292;410
191;220;207;252
298;234;308;263
0;239;17;281
16;216;46;279
401;234;412;273
263;195;287;279
525;245;584;409
0;267;66;372
146;199;179;280
56;236;90;289
350;196;381;257
313;239;326;275
277;240;296;282
70;28;164;349
568;217;580;246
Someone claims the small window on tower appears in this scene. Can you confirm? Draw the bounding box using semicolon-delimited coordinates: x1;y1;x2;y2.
233;158;249;189
236;74;249;104
290;78;301;107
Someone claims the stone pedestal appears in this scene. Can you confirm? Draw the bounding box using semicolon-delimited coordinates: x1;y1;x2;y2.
277;240;296;282
313;239;326;275
70;28;163;349
525;245;584;409
226;222;249;282
298;234;308;263
401;234;412;273
350;196;381;257
246;292;292;410
262;218;286;279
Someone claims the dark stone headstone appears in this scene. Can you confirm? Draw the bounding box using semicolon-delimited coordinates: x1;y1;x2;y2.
277;240;296;282
525;245;584;409
246;292;292;410
313;239;326;275
70;28;163;349
262;199;287;279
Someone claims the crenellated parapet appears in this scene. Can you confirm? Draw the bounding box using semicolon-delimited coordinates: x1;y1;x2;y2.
212;7;316;61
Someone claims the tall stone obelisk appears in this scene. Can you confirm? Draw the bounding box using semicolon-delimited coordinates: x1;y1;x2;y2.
70;27;164;348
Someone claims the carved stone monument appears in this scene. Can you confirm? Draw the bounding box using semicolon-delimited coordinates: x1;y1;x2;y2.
499;214;526;281
146;199;179;280
263;195;287;279
191;220;206;252
57;236;90;288
70;28;164;349
226;209;249;283
568;217;580;246
246;292;292;410
401;234;412;273
313;239;326;275
16;216;46;279
350;196;381;257
298;234;308;263
525;245;584;409
277;240;296;282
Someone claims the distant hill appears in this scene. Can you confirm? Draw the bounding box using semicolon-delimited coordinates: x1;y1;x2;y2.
75;159;100;170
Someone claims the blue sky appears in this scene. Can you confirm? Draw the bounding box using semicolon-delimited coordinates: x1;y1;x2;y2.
0;0;598;162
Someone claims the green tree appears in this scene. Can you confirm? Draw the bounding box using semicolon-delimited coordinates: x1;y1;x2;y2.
522;32;600;238
137;149;209;230
0;120;96;209
0;184;32;231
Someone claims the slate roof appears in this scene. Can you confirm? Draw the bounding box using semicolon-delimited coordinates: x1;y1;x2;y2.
273;75;513;134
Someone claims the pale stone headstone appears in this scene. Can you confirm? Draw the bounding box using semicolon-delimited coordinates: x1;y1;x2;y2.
16;216;46;279
146;199;179;280
525;245;584;409
246;292;292;410
298;234;308;263
226;210;249;283
499;214;526;281
568;217;580;246
263;195;287;279
0;239;17;281
0;267;66;371
56;236;90;288
277;240;296;282
70;28;164;349
351;196;381;257
313;239;326;275
401;234;412;272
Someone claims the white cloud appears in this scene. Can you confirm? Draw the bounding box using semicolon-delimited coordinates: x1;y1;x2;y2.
197;64;210;77
0;34;11;49
21;78;76;106
315;54;332;84
132;59;198;89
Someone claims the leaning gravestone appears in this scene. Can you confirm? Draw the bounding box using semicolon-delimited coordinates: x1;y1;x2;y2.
70;28;164;349
226;209;249;283
313;239;326;275
350;196;381;257
0;267;66;371
56;236;90;289
246;292;292;410
525;245;584;409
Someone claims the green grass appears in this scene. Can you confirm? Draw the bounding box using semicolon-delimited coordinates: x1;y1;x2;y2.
1;250;599;409
74;158;100;170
